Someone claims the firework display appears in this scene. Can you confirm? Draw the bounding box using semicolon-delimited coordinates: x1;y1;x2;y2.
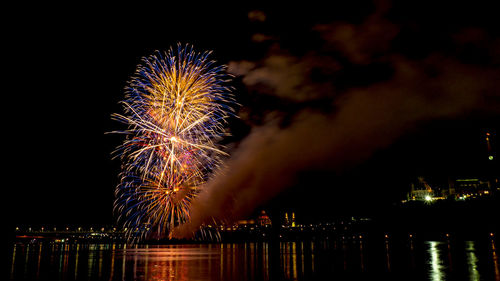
112;44;234;241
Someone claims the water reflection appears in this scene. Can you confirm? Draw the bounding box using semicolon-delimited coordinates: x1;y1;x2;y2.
425;240;493;281
11;243;17;278
492;239;500;281
9;238;500;281
427;241;446;281
385;239;391;272
359;239;365;272
465;241;480;281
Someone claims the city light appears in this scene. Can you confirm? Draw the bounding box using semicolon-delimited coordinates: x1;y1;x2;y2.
425;195;432;202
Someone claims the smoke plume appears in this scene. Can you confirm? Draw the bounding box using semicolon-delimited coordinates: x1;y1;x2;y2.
172;2;500;237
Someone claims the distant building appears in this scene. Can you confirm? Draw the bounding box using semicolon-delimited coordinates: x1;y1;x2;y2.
406;176;493;202
403;130;498;203
407;177;437;201
236;219;256;226
284;212;296;227
450;178;491;199
257;210;272;226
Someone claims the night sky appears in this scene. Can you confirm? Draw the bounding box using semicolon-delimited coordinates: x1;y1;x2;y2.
5;1;499;228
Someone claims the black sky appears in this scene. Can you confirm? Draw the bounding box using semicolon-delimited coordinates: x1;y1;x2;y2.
5;1;499;227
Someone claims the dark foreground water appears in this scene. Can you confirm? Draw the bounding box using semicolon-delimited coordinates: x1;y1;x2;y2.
9;238;500;281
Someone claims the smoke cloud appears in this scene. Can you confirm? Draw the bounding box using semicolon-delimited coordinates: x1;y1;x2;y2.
172;2;500;237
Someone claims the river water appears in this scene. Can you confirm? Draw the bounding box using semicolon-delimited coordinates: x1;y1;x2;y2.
9;238;500;280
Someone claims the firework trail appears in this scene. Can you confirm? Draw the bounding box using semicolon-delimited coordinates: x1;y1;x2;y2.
112;44;234;241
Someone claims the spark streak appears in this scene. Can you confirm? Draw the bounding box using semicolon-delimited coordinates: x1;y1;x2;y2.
112;44;234;241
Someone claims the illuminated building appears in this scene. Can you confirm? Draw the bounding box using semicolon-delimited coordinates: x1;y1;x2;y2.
450;178;492;199
284;212;296;227
407;177;436;201
406;176;492;202
257;210;272;226
236;219;256;226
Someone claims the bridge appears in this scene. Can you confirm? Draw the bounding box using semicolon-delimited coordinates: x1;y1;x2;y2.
14;226;125;242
